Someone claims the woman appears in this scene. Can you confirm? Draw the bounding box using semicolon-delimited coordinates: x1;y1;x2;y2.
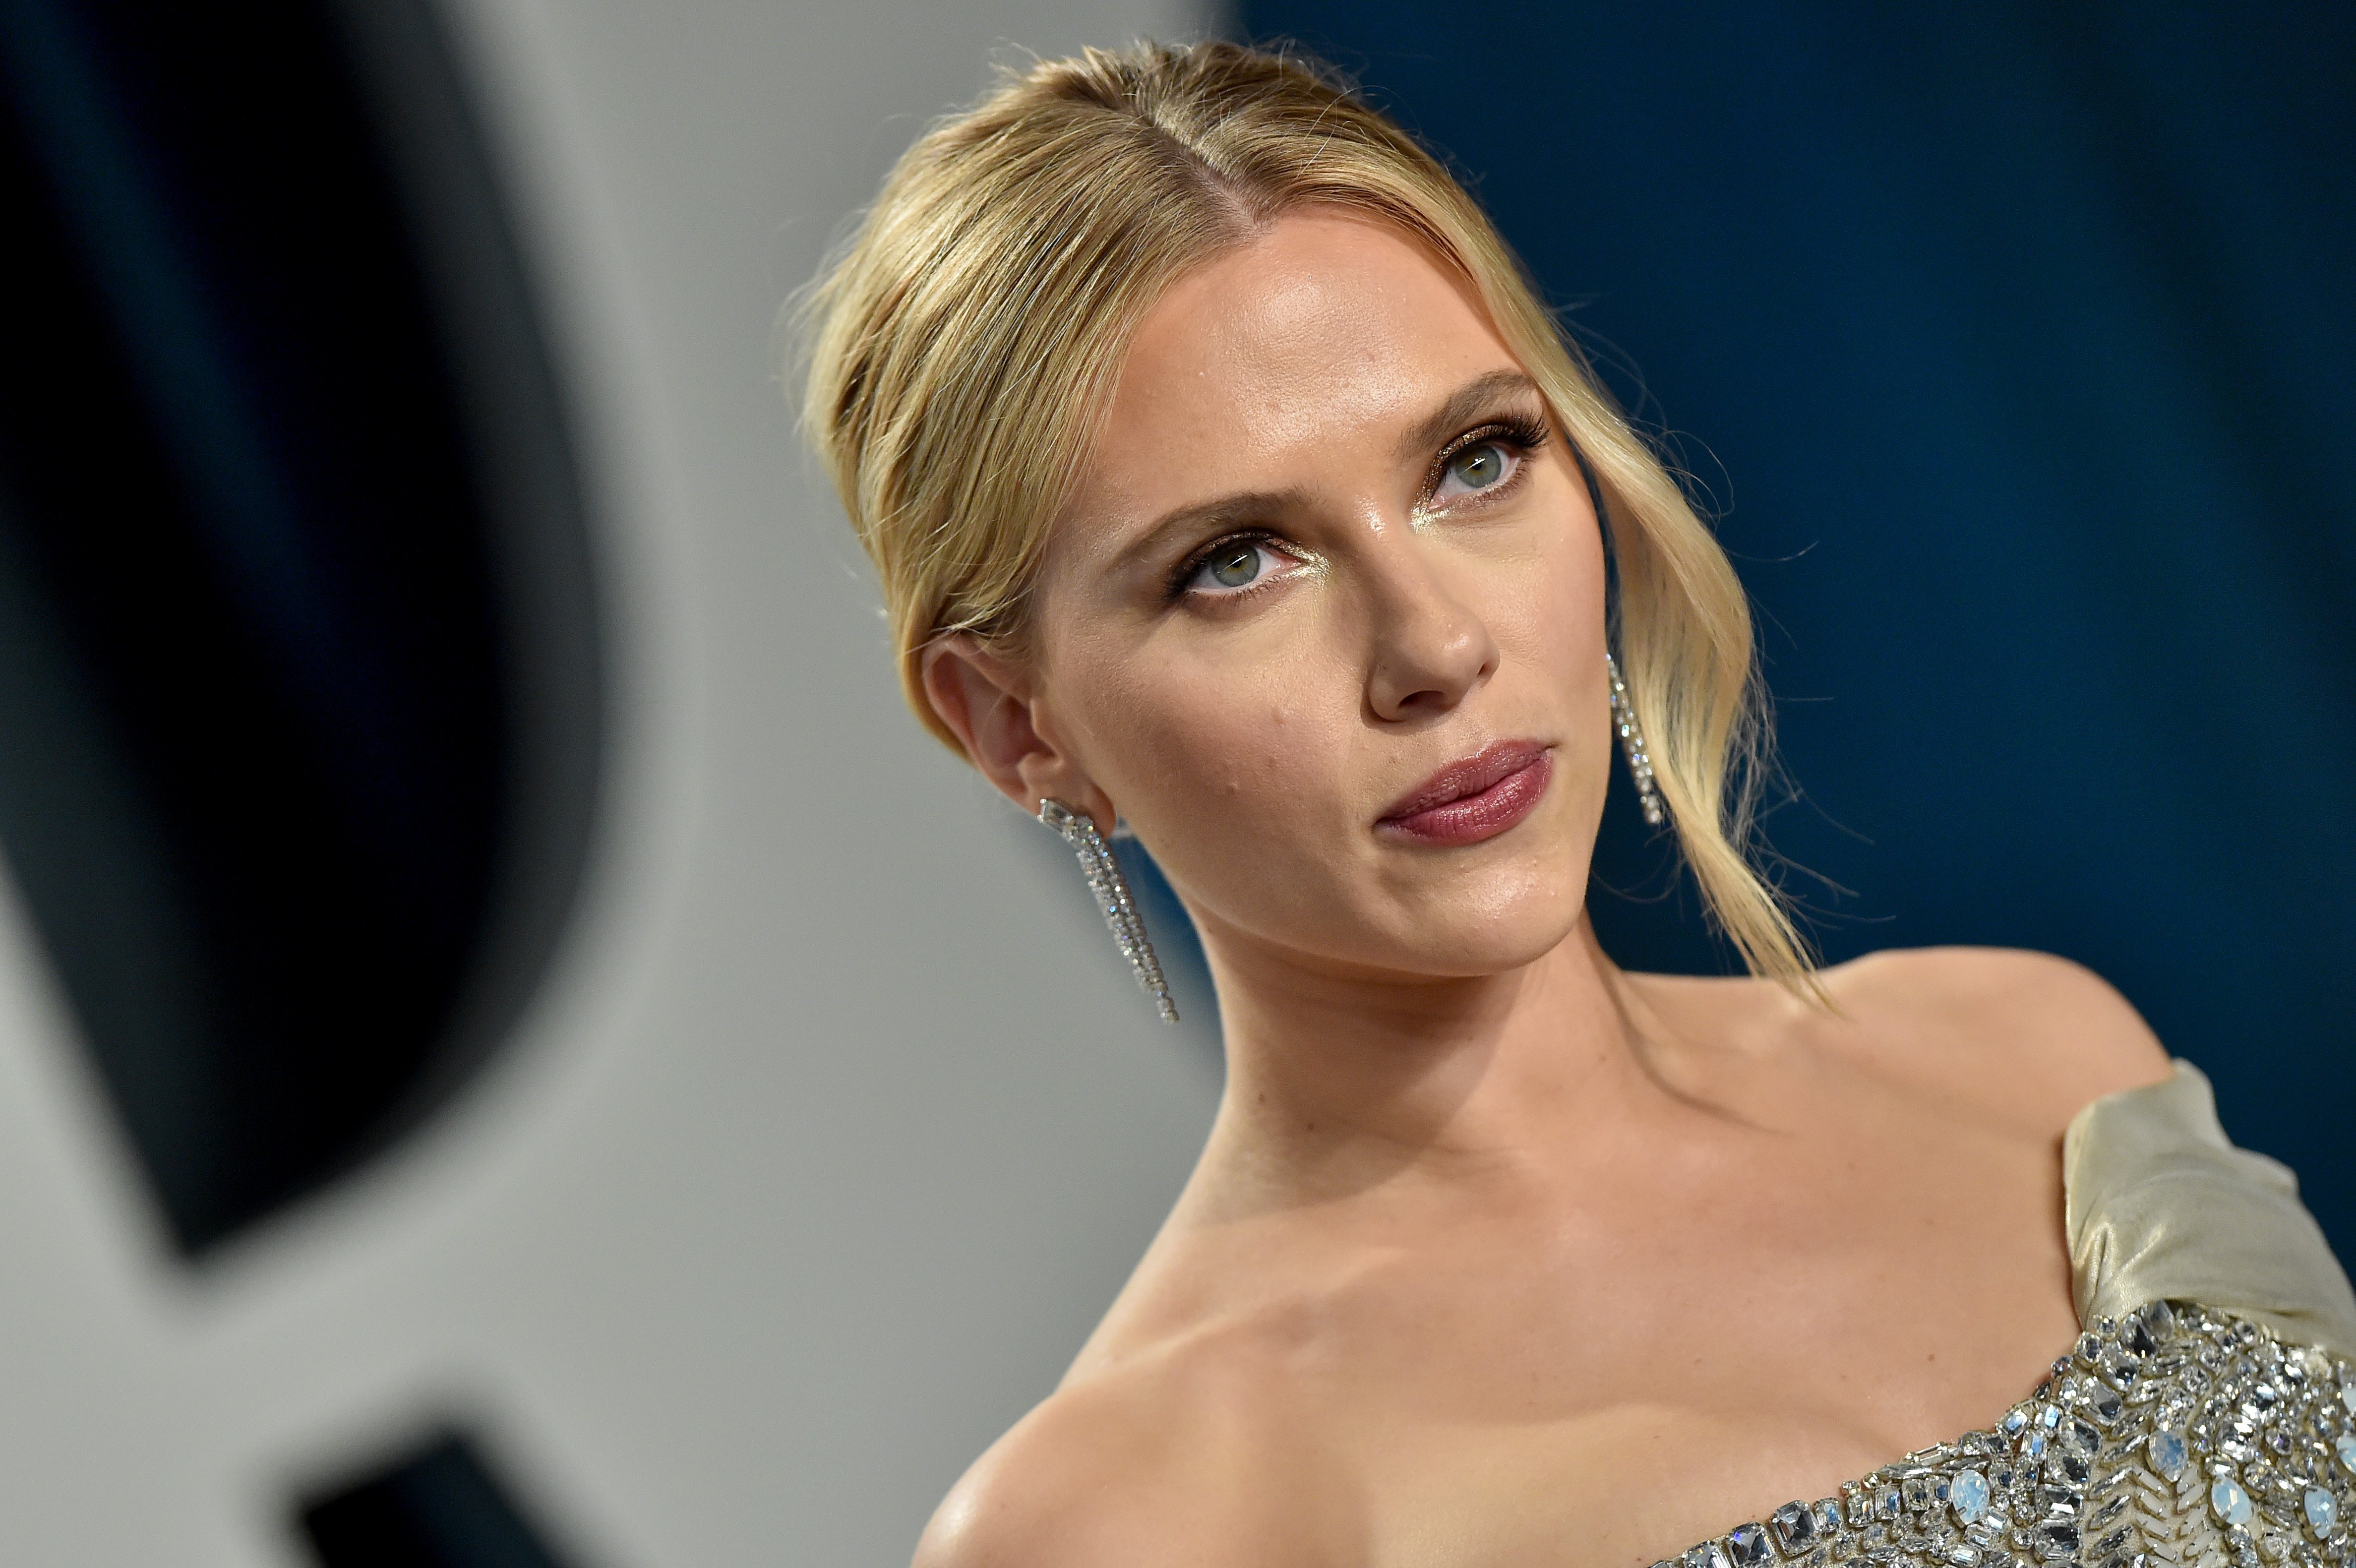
800;41;2356;1568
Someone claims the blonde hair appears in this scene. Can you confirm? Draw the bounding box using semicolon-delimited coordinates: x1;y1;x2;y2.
798;40;1813;985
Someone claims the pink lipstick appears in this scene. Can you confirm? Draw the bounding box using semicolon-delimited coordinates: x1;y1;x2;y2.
1376;740;1553;846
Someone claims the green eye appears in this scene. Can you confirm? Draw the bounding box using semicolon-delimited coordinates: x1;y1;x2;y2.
1206;541;1261;588
1447;442;1508;490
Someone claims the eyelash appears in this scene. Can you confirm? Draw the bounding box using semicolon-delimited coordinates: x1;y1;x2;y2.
1425;414;1551;509
1165;530;1290;603
1162;412;1553;603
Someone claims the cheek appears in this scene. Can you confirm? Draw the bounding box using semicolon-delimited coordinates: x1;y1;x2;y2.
1518;540;1605;677
1467;490;1608;681
1056;624;1360;913
1082;638;1343;832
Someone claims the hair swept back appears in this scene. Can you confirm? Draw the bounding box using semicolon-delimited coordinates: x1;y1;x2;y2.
797;39;1814;986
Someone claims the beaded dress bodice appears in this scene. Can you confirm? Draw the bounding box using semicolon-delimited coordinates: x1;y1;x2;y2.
1656;1300;2356;1568
1656;1063;2356;1568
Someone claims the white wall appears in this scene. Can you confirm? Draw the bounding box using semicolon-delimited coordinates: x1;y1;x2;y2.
0;0;1218;1562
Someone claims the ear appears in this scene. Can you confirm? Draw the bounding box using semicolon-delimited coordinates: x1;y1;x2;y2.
920;635;1117;832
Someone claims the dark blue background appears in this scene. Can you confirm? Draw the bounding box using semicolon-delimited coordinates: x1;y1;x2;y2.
1234;2;2356;1247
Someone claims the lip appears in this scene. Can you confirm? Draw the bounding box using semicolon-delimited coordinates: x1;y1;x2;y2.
1376;739;1554;846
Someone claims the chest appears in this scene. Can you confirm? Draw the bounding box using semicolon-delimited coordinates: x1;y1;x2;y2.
1317;1102;2078;1414
1325;1305;2348;1568
1282;1118;2087;1566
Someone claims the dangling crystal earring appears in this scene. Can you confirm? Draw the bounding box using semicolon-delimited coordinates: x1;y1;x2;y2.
1605;653;1668;828
1037;799;1179;1024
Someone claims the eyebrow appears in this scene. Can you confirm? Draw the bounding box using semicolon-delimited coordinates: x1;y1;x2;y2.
1392;369;1547;466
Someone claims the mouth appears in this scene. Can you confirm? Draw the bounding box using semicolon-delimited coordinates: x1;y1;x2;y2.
1376;739;1553;846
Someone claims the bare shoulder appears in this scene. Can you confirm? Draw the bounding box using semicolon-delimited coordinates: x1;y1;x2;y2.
909;1327;1332;1568
1801;946;2174;1139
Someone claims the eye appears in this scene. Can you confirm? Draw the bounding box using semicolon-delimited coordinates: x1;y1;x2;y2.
1184;536;1293;597
1432;439;1520;505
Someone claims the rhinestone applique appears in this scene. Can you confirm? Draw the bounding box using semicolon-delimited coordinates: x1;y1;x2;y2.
1655;1302;2356;1568
1769;1501;1821;1554
1950;1469;1992;1526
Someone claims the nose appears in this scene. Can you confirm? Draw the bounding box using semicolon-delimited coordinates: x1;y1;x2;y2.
1362;544;1501;723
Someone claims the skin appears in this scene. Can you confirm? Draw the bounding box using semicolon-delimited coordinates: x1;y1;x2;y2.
915;210;2172;1568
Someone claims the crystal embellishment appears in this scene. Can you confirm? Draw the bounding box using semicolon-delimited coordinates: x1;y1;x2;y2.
1605;653;1668;827
1947;1468;1989;1525
1768;1502;1818;1555
1655;1303;2356;1568
1725;1522;1773;1568
2038;1520;2080;1558
1036;799;1178;1024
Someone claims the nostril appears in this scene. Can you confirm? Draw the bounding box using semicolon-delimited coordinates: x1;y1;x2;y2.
1363;570;1502;720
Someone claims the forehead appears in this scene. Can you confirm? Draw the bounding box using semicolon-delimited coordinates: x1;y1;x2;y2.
1090;210;1522;501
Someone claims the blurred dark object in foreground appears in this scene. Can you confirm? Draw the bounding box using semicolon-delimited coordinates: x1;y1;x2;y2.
298;1430;575;1568
0;0;602;1255
1239;2;2356;1242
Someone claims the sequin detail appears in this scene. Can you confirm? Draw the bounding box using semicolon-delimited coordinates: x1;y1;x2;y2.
1657;1302;2356;1568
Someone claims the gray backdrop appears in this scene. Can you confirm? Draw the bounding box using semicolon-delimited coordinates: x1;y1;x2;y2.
0;0;1217;1562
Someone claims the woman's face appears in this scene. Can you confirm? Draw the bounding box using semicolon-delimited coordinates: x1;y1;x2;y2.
973;210;1613;981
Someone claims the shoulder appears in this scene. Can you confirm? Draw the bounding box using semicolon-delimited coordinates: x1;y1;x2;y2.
1801;946;2174;1138
910;1329;1332;1568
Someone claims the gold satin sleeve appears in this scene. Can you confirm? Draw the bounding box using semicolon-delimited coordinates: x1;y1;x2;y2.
2063;1058;2356;1360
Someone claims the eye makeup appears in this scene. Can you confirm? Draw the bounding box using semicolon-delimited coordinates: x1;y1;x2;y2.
1164;528;1304;603
1157;405;1554;604
1418;411;1551;515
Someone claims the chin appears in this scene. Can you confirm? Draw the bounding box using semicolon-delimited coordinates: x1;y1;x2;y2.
1361;879;1591;979
1410;915;1585;978
1363;830;1593;967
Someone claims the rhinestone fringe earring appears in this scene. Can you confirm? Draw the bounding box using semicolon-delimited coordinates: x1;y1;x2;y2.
1606;653;1669;828
1037;799;1180;1024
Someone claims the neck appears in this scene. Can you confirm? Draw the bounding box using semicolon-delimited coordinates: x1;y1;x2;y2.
1190;914;1658;1214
